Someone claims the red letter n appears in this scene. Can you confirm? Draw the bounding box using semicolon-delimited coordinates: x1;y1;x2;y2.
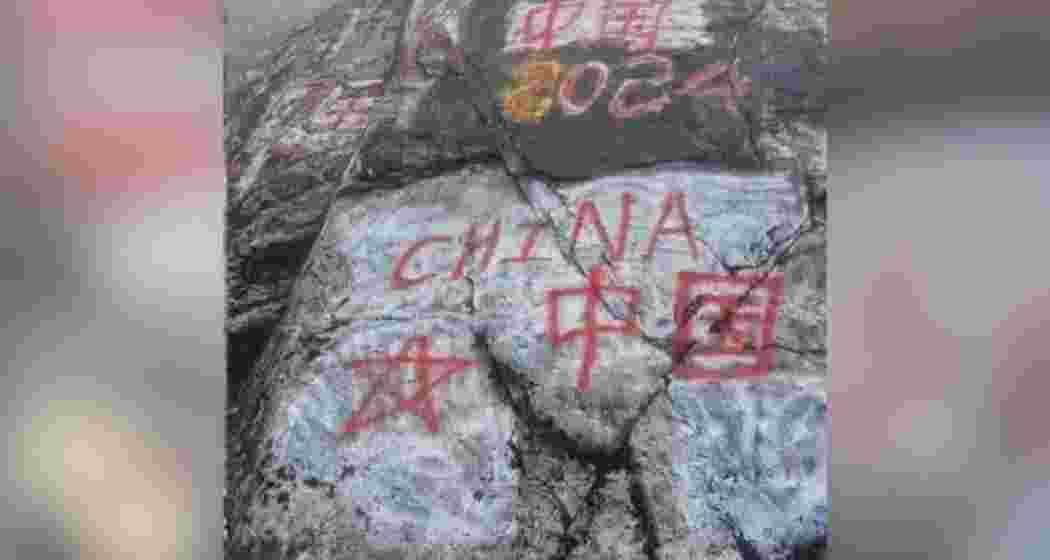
644;191;701;261
392;236;452;289
451;220;502;279
569;192;634;261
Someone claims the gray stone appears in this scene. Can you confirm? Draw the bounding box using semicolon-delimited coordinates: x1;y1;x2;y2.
670;377;828;559
226;0;828;557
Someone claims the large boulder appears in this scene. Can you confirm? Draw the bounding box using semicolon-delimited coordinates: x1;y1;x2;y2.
225;1;828;558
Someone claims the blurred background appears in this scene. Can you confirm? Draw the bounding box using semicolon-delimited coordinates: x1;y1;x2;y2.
0;0;1047;558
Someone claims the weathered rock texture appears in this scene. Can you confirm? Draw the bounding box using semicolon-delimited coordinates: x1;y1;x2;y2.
225;1;827;558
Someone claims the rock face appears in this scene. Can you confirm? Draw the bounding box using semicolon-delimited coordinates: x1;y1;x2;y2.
670;378;828;559
225;1;828;558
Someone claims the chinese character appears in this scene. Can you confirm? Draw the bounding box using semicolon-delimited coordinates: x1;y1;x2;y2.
672;272;784;381
596;0;673;51
507;0;673;53
508;0;591;52
546;265;641;391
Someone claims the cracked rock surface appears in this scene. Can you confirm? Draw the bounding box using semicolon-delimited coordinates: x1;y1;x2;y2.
226;0;827;558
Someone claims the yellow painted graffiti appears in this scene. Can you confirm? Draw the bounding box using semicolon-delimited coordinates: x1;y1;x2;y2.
502;59;564;123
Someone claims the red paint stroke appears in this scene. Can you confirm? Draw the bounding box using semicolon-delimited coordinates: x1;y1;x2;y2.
528;80;552;96
366;81;386;97
671;271;785;381
343;336;478;434
227;159;242;179
608;53;674;119
510;0;590;52
559;61;610;116
672;62;752;116
418;16;466;68
392;236;452;289
501;222;549;263
270;143;307;160
643;191;702;261
399;45;419;80
451;219;502;279
401;15;465;80
315;95;373;130
552;55;751;120
302;80;337;114
546;265;641;391
596;0;673;52
569;192;634;260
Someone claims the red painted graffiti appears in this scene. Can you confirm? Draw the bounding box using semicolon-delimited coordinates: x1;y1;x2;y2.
608;53;674;119
451;220;502;279
500;222;549;263
302;80;337;114
269;143;307;160
594;0;673;52
542;268;785;391
559;61;611;116
392;236;453;289
644;191;701;260
343;336;478;434
673;62;752;116
507;0;672;53
227;159;243;179
400;15;466;81
549;55;751;120
364;81;385;97
316;96;373;130
569;192;634;261
546;265;641;391
671;271;785;381
298;80;384;131
511;0;590;53
385;218;786;389
390;192;706;290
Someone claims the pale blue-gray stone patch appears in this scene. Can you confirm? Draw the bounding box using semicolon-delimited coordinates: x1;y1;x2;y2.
671;379;828;558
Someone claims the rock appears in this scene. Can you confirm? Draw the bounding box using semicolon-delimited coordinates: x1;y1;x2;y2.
226;0;828;557
225;0;418;393
669;377;829;559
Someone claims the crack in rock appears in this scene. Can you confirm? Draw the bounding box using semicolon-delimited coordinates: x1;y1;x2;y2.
477;329;677;559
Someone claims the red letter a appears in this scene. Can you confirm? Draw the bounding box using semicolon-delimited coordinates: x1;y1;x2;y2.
644;192;701;261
